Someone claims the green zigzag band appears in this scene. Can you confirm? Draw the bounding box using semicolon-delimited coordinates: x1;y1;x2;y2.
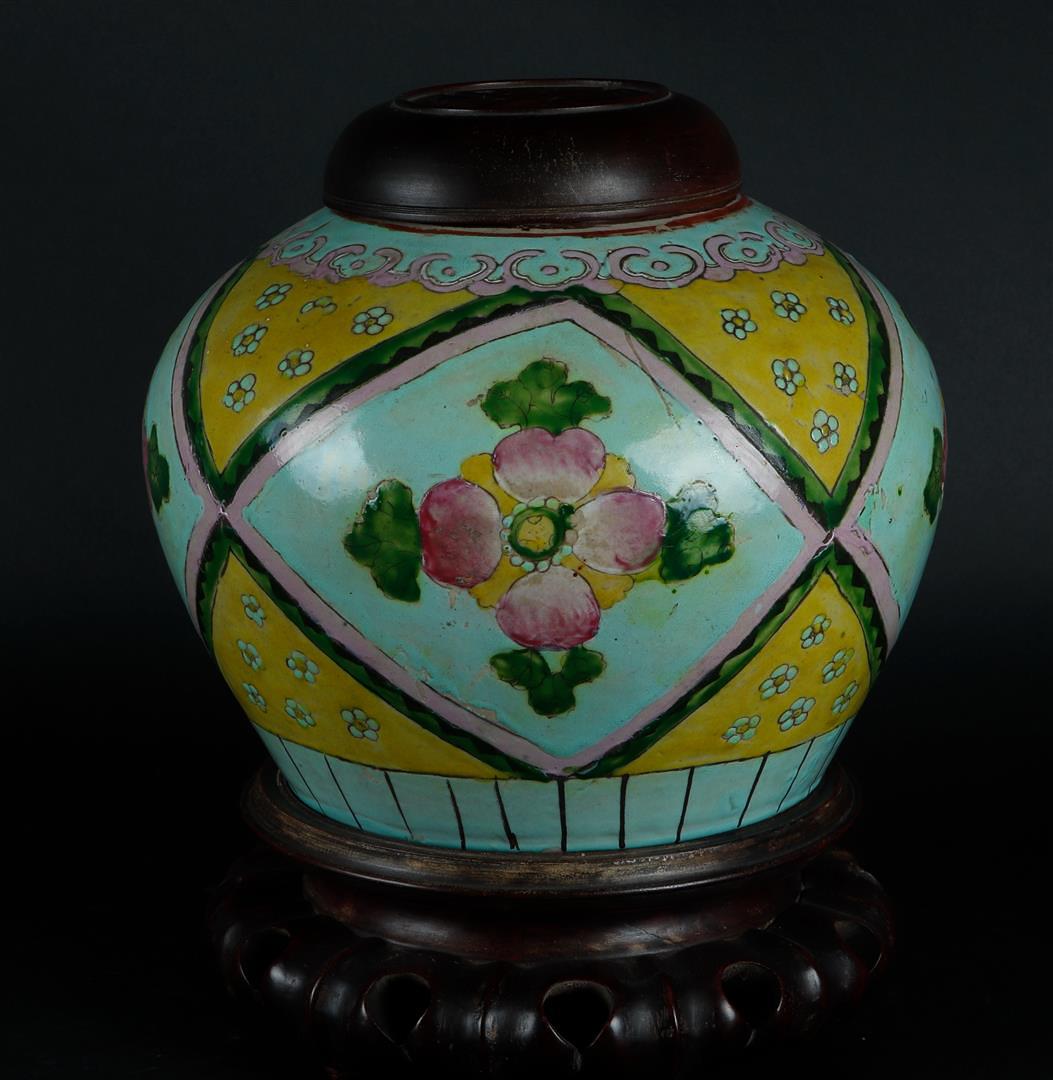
827;542;887;677
196;522;546;780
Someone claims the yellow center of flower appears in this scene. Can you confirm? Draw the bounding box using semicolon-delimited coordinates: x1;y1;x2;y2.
515;513;558;555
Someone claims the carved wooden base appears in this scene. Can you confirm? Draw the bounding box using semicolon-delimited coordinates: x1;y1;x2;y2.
210;766;892;1077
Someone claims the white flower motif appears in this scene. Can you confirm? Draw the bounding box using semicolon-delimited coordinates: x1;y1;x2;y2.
286;650;319;684
720;308;757;340
300;296;337;315
278;349;314;378
778;696;815;731
771;290;806;321
342;706;380;741
810;410;840;453
772;358;805;396
223;374;256;412
237;639;263;671
284;698;315;727
242;683;266;711
826;297;855;325
832;681;860;715
255;283;291;310
242;594;265;626
722;715;760;745
822;648;855;683
801;615;831;649
352;306;394;335
232;323;267;355
760;663;798;699
834;361;859;394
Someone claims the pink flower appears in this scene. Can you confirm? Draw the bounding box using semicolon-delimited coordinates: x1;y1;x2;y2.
419;428;666;650
419;479;503;588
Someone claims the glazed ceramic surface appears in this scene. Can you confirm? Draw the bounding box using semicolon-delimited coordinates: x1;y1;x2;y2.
145;199;944;851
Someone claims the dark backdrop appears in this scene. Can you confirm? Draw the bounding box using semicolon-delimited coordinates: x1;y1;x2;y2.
3;1;1049;1076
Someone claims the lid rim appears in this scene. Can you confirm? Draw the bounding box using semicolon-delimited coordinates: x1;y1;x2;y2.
322;183;745;229
324;79;741;230
393;77;673;116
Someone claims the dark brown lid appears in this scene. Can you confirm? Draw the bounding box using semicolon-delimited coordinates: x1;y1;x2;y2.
323;79;741;229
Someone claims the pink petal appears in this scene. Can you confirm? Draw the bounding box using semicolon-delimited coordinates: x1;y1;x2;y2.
419;478;503;588
496;565;600;649
492;427;605;504
572;489;666;574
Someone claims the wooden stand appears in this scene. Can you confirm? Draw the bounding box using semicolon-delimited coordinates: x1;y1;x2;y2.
210;765;891;1077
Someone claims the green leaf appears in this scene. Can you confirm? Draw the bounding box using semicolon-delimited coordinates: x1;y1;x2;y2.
659;482;736;582
490;645;605;716
923;426;944;523
146;424;170;513
490;649;549;691
481;359;611;434
560;645;606;687
344;479;422;602
525;677;577;716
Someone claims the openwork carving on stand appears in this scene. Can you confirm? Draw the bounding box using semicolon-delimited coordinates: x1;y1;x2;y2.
211;844;892;1076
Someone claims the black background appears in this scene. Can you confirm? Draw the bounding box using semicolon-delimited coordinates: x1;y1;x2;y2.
3;1;1050;1076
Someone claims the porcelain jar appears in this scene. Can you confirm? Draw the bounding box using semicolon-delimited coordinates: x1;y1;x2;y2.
144;80;944;852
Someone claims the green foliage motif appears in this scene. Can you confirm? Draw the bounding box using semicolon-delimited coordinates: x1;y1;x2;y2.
659;482;735;582
923;427;945;523
490;645;605;716
481;359;611;434
146;424;170;512
344;479;422;602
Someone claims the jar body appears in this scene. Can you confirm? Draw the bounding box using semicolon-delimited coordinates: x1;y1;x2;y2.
144;199;943;851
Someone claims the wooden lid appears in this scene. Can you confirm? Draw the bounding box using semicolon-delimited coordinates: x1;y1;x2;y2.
324;79;741;229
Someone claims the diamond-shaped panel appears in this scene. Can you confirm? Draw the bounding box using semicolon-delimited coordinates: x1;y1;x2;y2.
236;306;813;767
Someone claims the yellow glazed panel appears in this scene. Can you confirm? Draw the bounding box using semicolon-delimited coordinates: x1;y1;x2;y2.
211;552;506;778
199;260;473;470
617;570;870;774
622;252;868;489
